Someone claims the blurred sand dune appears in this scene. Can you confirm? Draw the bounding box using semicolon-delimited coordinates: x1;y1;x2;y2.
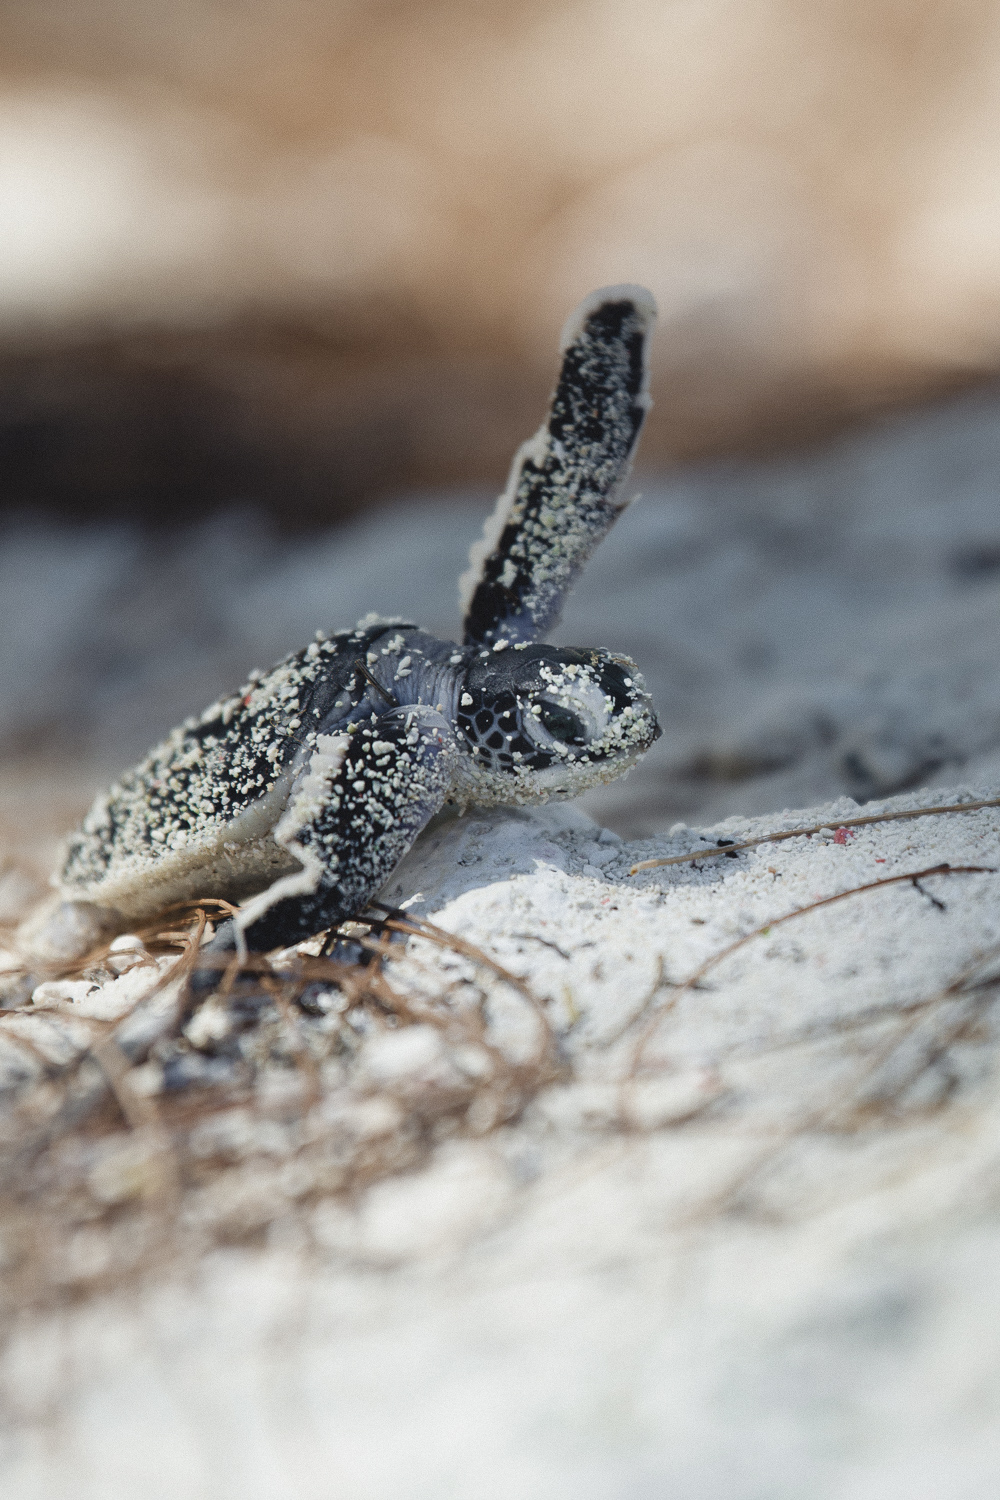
3;1;1000;515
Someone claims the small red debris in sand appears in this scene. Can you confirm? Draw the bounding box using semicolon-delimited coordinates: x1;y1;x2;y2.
833;827;854;844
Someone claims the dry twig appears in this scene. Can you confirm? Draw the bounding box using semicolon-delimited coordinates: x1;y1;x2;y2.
629;795;1000;874
628;862;997;1078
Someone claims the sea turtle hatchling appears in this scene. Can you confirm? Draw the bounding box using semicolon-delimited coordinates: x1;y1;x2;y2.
21;286;661;977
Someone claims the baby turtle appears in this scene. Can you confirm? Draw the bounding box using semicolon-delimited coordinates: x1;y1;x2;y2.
24;286;661;974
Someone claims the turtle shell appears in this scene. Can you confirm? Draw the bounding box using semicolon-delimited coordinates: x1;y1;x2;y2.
59;619;415;920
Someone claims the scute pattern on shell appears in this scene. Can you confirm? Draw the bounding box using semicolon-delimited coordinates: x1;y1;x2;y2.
60;619;411;912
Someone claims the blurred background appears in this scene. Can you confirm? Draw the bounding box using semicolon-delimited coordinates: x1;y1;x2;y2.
5;0;1000;893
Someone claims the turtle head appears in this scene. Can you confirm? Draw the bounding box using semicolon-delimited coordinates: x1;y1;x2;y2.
454;643;660;801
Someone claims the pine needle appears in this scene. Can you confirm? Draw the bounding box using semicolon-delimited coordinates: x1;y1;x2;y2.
629;795;1000;874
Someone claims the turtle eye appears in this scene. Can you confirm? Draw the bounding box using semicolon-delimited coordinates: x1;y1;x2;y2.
538;701;588;744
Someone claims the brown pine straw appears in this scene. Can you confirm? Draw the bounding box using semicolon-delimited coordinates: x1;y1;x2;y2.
679;932;1000;1226
0;893;558;1313
1;844;999;1309
628;794;1000;874
379;915;553;1069
627;861;998;1081
0;893;554;1141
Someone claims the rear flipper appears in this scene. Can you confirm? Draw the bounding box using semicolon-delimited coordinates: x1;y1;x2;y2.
460;285;656;646
189;707;457;996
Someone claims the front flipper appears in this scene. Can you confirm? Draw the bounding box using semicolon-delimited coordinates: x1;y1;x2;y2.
191;707;456;987
460;285;656;647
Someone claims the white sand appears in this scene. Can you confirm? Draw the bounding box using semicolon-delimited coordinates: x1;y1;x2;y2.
2;782;1000;1497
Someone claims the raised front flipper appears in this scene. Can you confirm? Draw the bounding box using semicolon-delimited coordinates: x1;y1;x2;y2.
191;707;457;989
460;285;656;647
